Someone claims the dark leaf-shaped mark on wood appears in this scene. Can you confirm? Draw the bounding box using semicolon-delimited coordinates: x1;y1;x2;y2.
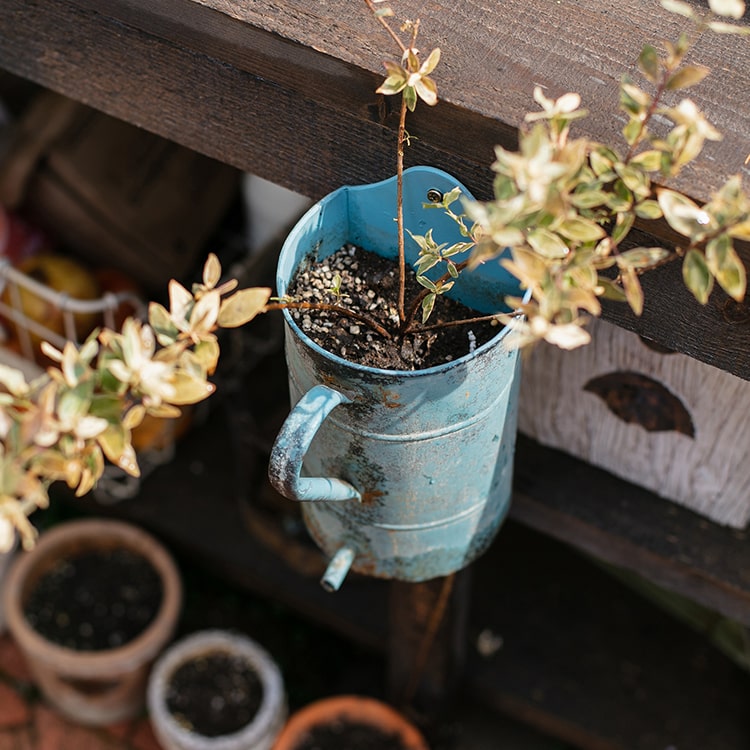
584;371;695;437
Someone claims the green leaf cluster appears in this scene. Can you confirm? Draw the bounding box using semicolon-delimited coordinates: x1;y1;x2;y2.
457;0;749;349
0;255;270;551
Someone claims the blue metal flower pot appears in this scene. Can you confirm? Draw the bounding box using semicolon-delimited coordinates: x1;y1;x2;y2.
269;167;524;590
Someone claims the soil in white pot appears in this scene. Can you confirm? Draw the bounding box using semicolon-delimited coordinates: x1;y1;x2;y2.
286;245;500;371
293;719;411;750
164;650;264;737
23;547;163;650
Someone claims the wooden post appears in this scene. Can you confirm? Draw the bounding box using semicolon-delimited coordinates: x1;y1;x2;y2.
387;568;472;717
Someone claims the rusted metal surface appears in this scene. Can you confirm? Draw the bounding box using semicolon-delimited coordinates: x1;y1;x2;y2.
269;168;525;585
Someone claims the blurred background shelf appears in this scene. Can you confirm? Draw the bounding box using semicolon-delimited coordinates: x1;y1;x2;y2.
56;341;750;750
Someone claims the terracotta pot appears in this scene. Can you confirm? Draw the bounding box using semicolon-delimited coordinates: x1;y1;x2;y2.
3;518;182;725
272;695;429;750
147;629;287;750
0;533;18;635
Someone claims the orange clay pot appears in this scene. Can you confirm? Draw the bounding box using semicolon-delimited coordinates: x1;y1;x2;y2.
272;695;429;750
3;519;182;726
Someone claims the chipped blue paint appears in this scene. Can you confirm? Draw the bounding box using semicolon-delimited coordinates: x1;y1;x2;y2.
268;167;525;588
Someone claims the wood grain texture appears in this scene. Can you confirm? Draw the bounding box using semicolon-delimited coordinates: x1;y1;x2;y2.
511;434;750;627
56;335;750;747
0;0;749;378
469;523;750;750
518;316;750;527
194;0;750;201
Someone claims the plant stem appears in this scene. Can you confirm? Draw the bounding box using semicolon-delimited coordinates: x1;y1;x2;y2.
396;97;408;323
407;312;505;334
266;301;392;339
364;0;407;53
402;259;472;333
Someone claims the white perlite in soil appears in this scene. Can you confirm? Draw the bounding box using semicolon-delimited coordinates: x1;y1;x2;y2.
286;244;499;371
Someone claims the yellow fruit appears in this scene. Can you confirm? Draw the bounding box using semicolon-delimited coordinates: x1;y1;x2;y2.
3;254;101;352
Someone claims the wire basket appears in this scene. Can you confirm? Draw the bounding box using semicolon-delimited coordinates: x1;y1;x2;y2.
0;256;176;503
0;257;147;361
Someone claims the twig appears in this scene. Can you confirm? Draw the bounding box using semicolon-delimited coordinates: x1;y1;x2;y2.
399;573;455;708
407;313;504;334
265;300;393;339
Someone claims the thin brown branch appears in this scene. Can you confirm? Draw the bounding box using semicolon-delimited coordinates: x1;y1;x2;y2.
363;0;408;52
398;574;455;708
402;259;472;333
396;97;408;323
406;313;505;335
266;300;393;339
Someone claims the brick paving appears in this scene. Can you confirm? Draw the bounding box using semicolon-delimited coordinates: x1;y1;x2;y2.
0;634;162;750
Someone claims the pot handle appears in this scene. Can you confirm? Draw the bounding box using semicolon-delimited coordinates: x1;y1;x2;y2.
268;384;362;503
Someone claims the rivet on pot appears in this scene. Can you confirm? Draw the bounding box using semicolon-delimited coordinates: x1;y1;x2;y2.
426;188;443;203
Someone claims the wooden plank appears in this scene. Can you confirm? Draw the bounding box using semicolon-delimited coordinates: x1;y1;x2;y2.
511;434;750;626
0;0;750;379
467;523;750;750
194;0;750;203
518;315;750;528
0;0;497;200
387;572;471;716
0;1;749;379
55;336;750;746
72;432;750;749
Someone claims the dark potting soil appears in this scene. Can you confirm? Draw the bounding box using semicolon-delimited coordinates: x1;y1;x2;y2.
286;244;501;370
295;719;409;750
23;548;163;651
165;651;263;737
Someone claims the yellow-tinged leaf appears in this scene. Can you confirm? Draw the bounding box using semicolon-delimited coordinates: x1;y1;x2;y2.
75;467;98;497
217;288;272;328
557;217;606;243
149;302;177;340
683;248;714;304
709;0;745;19
657;188;711;238
528;228;570;259
638;45;660;82
666;65;710;90
194;338;221;376
203;253;222;289
706;235;747;301
421;48;441;75
566;288;602;316
629;150;663;173
145;403;183;419
617;247;671;269
707;19;750;33
0;365;29;398
169;280;193;324
189;289;220;332
123;404;146;431
634;200;663;220
98;426;141;477
168;373;215;405
661;0;696;17
728;220;750;241
597;276;628;302
621;266;644;315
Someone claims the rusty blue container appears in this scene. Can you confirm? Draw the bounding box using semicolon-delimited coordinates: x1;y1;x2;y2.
268;167;524;590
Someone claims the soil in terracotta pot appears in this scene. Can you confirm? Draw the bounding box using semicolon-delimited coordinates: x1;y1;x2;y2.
165;651;263;737
286;244;501;370
23;547;163;651
294;718;410;750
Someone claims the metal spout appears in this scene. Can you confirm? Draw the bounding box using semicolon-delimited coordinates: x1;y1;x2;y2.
320;546;355;592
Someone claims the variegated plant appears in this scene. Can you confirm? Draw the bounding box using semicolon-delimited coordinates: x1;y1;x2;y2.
0;255;270;552
370;0;749;349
